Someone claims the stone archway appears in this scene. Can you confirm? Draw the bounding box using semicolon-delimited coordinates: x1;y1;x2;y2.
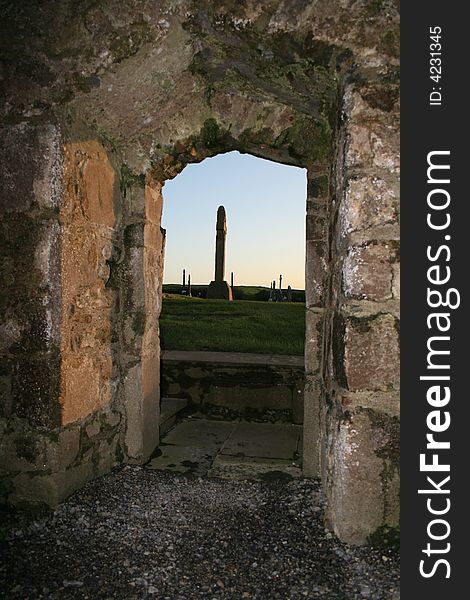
148;117;332;483
0;0;399;545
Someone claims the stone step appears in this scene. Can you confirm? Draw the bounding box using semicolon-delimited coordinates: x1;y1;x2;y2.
160;398;188;436
161;351;304;424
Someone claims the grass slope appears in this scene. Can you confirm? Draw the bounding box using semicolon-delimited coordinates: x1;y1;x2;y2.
160;295;305;355
162;284;305;303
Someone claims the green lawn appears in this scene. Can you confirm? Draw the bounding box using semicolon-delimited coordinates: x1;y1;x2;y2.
160;295;305;355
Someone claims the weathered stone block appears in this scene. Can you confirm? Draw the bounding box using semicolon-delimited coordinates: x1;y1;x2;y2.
340;390;400;417
346;121;399;174
325;409;399;545
0;425;47;473
307;174;329;198
47;451;96;504
292;387;304;426
343;88;399;175
124;222;145;248
145;176;163;224
306;212;328;242
11;472;61;507
304;308;324;375
103;408;121;428
0;217;60;335
97;438;118;475
343;314;399;392
124;363;159;461
46;427;80;472
302;376;322;477
85;419;101;438
12;354;61;428
60;351;112;425
343;243;396;302
124;247;145;310
340;176;398;235
0;123;62;214
305;240;328;308
59;141;117;426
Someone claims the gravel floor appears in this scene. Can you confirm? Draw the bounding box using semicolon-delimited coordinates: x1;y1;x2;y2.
0;466;399;599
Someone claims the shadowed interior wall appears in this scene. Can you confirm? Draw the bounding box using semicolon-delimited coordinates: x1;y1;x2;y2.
60;141;116;424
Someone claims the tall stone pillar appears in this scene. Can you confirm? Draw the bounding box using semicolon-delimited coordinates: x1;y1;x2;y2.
323;81;400;546
207;206;233;300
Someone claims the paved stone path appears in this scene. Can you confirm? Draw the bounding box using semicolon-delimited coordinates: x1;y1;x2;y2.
148;417;302;478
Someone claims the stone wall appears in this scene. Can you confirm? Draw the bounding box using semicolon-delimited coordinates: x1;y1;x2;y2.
161;352;304;424
322;82;400;545
60;141;117;424
119;174;164;460
0;0;399;544
0;126;123;507
0;127;164;507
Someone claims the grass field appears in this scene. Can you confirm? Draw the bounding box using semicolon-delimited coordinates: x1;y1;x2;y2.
160;295;305;355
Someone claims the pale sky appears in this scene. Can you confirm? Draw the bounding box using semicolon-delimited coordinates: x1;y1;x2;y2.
161;151;307;289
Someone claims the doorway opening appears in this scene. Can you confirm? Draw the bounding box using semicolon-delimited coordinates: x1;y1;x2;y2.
151;151;308;478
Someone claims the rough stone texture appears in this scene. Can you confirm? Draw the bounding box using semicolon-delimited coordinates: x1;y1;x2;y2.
60;141;116;424
325;410;399;546
302;376;322;477
340;176;399;235
0;123;63;430
0;0;400;544
343;243;397;302
0;406;121;508
161;354;304;424
343;314;400;392
321;78;400;544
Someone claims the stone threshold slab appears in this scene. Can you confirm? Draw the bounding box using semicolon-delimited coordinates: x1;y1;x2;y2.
161;350;304;368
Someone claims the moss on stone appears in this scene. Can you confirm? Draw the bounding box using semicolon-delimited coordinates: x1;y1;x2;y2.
332;313;347;388
361;85;399;112
238;126;276;148
365;408;400;466
132;311;146;337
201;118;224;148
284;115;333;162
309;175;329;198
123;223;144;248
105;258;123;289
108;18;155;64
367;524;400;550
14;433;39;464
120;164;145;195
12;355;62;429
